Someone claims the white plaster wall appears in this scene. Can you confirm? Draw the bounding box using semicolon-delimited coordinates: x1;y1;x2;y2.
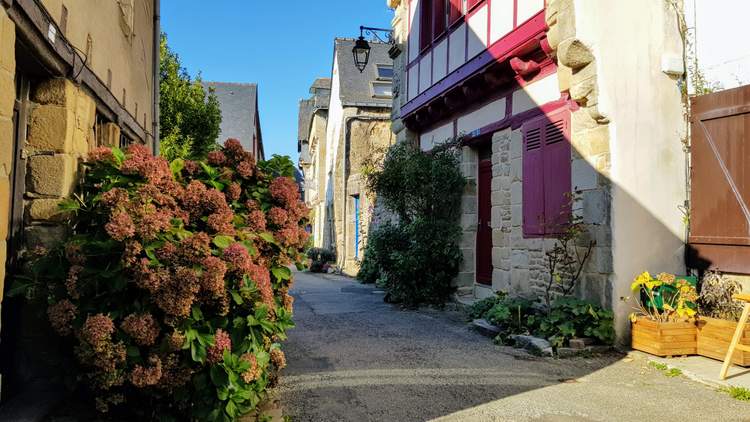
449;23;467;72
419;52;432;93
420;122;454;151
467;4;489;60
685;0;750;92
457;98;507;135
517;0;545;25
433;38;448;82
490;0;515;44
511;74;561;114
408;0;420;63
574;0;688;342
408;66;419;100
323;57;344;247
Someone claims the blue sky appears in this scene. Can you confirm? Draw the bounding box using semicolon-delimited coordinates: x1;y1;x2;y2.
161;1;394;161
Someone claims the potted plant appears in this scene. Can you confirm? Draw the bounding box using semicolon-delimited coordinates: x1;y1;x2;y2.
628;272;698;357
696;272;750;366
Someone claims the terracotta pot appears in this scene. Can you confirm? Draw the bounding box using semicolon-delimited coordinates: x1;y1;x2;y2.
696;316;750;366
631;317;696;357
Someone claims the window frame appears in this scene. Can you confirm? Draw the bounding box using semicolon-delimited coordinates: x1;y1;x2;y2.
371;81;394;98
375;64;394;81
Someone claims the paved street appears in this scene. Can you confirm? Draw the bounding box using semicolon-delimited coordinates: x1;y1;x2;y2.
280;271;750;422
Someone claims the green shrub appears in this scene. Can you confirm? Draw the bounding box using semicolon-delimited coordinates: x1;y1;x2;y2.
361;142;466;306
467;291;508;320
11;140;308;420
306;248;336;273
357;223;408;284
528;297;615;348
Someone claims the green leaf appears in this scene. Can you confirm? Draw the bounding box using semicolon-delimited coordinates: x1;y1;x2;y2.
126;345;141;357
6;280;33;298
112;148;125;166
216;386;229;401
230;291;244;305
241;241;258;256
258;232;276;244
225;400;238;418
210;180;225;191
213;235;234;250
170;158;185;176
57;198;81;213
190;342;206;363
271;266;292;281
192;306;204;321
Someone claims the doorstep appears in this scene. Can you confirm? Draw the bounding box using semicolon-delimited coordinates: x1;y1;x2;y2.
642;352;750;389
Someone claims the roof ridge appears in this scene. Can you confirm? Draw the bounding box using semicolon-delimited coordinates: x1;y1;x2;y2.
204;81;258;87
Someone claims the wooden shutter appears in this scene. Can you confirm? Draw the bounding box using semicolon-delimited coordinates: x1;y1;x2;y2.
467;0;482;10
420;0;433;51
433;0;447;38
449;0;463;23
542;111;572;233
522;119;545;236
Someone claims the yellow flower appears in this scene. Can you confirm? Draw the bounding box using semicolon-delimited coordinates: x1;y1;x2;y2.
657;272;676;284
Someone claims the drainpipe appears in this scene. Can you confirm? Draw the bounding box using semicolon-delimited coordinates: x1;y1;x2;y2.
340;113;393;271
152;0;161;154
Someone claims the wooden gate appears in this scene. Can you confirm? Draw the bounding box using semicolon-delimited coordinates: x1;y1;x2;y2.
688;85;750;273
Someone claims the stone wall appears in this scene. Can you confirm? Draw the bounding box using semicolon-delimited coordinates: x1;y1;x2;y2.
23;79;96;251
0;7;16;300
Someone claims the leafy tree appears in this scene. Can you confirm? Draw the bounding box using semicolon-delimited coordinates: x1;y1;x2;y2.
159;33;222;161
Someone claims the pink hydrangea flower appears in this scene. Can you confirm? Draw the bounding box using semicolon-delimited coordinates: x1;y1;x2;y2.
206;329;232;364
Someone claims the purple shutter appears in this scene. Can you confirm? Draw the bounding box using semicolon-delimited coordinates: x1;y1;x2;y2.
543;110;572;234
523;119;545;236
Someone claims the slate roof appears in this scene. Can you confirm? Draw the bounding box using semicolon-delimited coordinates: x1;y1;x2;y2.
334;38;393;108
203;82;261;155
298;98;315;142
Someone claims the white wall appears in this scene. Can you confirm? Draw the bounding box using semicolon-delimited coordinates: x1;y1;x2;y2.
574;0;688;342
685;0;750;92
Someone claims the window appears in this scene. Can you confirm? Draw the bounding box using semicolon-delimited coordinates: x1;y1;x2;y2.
419;0;433;51
522;109;572;237
432;0;447;38
372;82;393;98
449;0;464;24
376;65;394;80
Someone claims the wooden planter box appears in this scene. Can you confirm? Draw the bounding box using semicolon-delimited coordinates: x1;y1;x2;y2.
631;317;697;357
696;317;750;366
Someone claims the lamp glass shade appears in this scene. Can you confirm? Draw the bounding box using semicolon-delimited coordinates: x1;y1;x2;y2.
352;37;371;73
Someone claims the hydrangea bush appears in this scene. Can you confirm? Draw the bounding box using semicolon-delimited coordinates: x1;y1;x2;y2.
21;140;308;420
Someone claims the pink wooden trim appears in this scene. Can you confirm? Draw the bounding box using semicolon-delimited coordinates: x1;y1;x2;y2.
513;0;518;28
401;11;548;118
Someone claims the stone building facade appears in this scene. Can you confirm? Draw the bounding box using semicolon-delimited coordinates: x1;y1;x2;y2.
0;0;158;403
388;0;688;342
298;40;395;275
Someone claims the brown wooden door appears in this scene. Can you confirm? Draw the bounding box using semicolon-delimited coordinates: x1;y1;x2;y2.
476;159;492;284
689;85;750;273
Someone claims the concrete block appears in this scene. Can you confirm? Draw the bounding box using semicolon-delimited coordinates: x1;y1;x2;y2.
490;206;502;228
455;272;475;287
461;213;477;231
460;231;475;248
27;154;78;197
492;247;510;266
510;157;522;181
491;190;504;206
511;269;530;292
460;248;475;272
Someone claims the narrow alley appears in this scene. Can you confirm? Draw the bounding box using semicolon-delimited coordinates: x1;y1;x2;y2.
281;271;750;422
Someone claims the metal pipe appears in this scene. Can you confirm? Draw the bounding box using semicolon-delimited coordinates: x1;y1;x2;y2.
152;0;160;154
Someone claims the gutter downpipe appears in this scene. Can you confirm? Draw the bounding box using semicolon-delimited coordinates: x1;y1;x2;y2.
152;0;161;154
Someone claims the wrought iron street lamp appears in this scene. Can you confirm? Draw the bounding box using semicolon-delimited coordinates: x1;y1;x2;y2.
352;26;395;73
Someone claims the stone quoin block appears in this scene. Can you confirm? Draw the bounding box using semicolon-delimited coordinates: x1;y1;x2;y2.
0;9;15;74
0;117;13;176
27;154;78;197
27;198;66;223
24;224;68;250
27;105;75;153
0;175;9;241
33;78;78;107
